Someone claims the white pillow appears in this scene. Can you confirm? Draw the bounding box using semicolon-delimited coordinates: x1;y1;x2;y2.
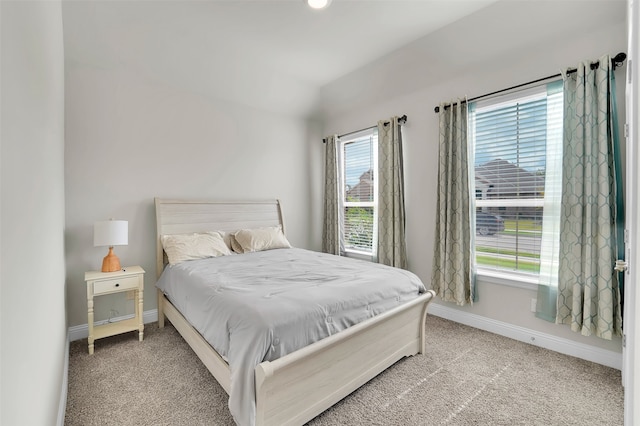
233;226;291;253
216;230;237;254
228;233;245;254
161;231;232;265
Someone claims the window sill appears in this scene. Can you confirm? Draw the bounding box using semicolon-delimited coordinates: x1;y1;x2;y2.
343;250;374;262
476;268;538;291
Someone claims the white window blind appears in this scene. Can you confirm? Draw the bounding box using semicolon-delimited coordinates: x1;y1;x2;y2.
470;84;563;276
339;130;378;256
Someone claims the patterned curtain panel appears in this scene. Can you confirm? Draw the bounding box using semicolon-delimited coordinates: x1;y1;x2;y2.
377;117;408;269
322;135;341;255
557;55;623;339
431;101;475;305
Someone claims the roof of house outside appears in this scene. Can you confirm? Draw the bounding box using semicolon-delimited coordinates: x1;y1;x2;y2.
475;159;543;198
346;169;374;201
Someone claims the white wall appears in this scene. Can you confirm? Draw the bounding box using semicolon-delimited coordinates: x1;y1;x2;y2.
1;1;67;424
316;0;627;354
64;63;316;327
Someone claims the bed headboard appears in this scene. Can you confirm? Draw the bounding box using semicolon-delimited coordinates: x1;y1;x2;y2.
154;198;284;278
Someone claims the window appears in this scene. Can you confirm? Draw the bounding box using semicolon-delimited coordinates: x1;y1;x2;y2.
469;83;563;279
338;129;378;258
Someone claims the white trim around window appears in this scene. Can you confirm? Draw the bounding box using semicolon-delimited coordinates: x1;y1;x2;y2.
337;128;379;260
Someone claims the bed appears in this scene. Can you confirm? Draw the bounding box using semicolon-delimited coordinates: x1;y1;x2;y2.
154;198;435;426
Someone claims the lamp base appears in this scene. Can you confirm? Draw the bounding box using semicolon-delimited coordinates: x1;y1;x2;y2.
101;247;122;272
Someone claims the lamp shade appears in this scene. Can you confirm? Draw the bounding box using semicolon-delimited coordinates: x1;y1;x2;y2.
94;220;128;247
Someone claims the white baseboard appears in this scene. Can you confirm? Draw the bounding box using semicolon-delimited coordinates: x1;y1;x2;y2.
57;333;70;426
428;303;622;370
68;309;158;342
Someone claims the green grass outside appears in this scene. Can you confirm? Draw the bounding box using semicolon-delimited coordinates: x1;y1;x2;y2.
476;218;542;272
500;219;542;236
476;255;540;273
503;219;542;231
476;246;540;259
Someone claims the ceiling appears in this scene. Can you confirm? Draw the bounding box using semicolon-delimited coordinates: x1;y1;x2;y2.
61;0;501;115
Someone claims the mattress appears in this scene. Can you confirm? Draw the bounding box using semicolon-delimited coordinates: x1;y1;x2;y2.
156;247;426;425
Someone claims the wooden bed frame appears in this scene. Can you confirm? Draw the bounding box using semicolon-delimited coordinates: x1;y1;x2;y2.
155;198;435;426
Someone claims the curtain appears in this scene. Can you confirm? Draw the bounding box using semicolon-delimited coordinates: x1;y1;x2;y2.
377;117;408;269
322;135;342;255
556;55;623;339
431;100;475;305
535;81;564;322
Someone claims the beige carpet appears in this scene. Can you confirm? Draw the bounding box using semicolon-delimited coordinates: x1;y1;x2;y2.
65;316;623;425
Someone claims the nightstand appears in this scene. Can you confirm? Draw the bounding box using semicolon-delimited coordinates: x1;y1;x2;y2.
85;266;145;354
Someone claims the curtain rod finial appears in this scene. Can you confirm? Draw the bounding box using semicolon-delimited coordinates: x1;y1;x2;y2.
614;52;627;65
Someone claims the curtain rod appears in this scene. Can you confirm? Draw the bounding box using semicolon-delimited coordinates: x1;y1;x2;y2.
433;52;627;113
323;114;407;143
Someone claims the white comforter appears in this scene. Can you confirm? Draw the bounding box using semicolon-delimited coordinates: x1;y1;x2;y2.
155;248;426;426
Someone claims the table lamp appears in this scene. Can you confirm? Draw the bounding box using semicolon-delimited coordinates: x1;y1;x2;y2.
94;220;128;272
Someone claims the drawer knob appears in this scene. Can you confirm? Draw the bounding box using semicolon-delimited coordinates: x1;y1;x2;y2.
115;283;120;287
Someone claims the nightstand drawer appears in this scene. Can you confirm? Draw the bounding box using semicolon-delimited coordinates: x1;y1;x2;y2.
93;275;139;295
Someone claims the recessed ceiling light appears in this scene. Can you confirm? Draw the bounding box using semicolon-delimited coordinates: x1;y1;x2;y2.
306;0;332;10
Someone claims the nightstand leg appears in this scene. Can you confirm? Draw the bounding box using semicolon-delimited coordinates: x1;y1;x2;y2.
88;297;95;355
138;289;144;341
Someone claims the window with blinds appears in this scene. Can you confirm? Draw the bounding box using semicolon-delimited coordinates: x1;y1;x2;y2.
339;129;378;256
470;83;563;276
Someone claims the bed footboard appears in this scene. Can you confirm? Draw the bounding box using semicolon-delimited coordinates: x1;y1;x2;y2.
159;285;435;426
254;290;435;426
